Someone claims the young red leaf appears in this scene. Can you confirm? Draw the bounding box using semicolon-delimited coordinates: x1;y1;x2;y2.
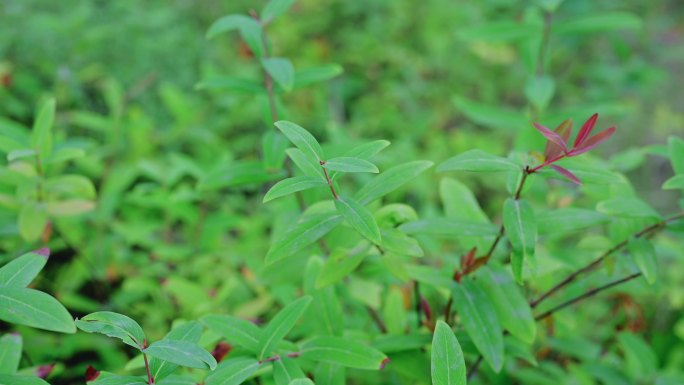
544;119;573;160
569;126;616;156
550;165;581;185
573;113;598;147
533;123;568;152
85;365;100;382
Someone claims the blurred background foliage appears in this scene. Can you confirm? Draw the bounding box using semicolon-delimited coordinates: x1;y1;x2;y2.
1;0;684;384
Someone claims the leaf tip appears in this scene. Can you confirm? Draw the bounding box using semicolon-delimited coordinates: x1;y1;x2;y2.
85;365;100;382
379;357;391;370
35;247;51;259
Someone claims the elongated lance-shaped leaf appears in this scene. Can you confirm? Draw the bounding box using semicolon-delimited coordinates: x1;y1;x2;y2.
263;57;295;92
206;15;257;38
574;113;598;147
286;148;325;179
273;357;306;385
275;121;325;161
502;198;537;283
294;64;344;88
533;123;568;152
266;211;343;264
628;237;657;284
437;150;519;173
258;296;312;359
300;336;389;370
323;157;379;173
264;176;327;203
431;320;466;385
314;363;345;385
149;321;204;381
0;287;75;334
201;315;263;353
0;333;22;374
334;196;382;244
344;140;390;159
477;266;536;343
144;340;217;370
399;218;499;237
451;280;504;372
76;311;145;349
0;248;49;287
261;0;297;23
355;161;434;204
205;357;261;385
0;374;51;385
289;379;315;385
31;98;55;159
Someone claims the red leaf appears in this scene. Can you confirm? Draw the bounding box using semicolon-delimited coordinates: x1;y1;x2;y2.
420;296;433;322
550;165;581;185
460;247;477;270
534;123;568;152
36;364;55;379
544;119;573;160
85;366;100;382
573;113;598;147
211;342;232;363
569;126;616;156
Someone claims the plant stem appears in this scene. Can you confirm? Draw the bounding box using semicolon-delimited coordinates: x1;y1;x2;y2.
534;272;642;321
366;305;388;333
143;352;154;384
467;356;483;381
530;211;684;309
320;162;339;200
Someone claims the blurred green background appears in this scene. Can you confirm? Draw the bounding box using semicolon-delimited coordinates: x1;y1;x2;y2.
1;0;684;384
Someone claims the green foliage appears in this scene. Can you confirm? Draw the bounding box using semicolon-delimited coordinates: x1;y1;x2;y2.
1;0;684;384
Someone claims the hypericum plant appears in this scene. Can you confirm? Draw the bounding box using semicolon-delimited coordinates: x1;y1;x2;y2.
0;248;75;385
0;98;96;243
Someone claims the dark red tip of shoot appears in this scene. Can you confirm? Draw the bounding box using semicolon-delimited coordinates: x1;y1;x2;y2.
35;247;50;259
36;364;55;379
533;123;568;152
85;365;100;382
569;125;617;156
211;342;232;363
379;357;391;370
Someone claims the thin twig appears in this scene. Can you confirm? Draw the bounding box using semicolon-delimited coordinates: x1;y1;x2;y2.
534;272;642;321
530;212;684;309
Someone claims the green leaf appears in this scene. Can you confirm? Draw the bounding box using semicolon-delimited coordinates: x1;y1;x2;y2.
266;212;343;264
201;315;263;354
0;334;22;374
258;296;312;359
0;375;50;385
275;121;324;161
200;161;284;190
149;321;204;381
383;286;407;334
286;148;325;179
76;311;145;349
669;136;684;174
263;58;295;92
323;158;378;173
344;140;390;159
205;357;260;385
300;336;389;370
273;357;306;385
457;21;540;42
195;77;263;94
18;203;47;242
628;238;657;285
451;280;504;372
596;198;661;219
555;12;642;35
45;174;97;199
0;248;49;287
0;287;76;333
47;200;96;217
293;65;344;88
264;176;327;203
431;320;466;385
288;380;314;385
381;229;423;257
438;150;519;173
477;266;536;343
206;14;256;38
261;0;297;23
31;98;55;159
315;248;367;289
536;208;609;235
524;76;555;111
314;363;345;385
502;198;537;283
89;374;147;385
355;161;433;205
334;196;382;244
399;218;499;237
144;340;217;370
663;174;684;190
439;178;490;223
617;332;657;380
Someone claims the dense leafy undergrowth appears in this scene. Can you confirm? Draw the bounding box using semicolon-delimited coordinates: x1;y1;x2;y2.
1;0;684;384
